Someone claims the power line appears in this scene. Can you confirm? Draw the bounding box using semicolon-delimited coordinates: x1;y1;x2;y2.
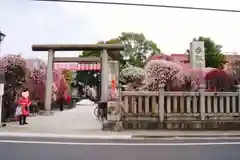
32;0;240;13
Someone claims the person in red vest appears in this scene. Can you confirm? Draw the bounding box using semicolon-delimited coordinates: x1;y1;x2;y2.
17;89;31;125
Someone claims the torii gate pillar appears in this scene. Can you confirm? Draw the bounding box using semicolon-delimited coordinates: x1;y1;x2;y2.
101;49;108;102
45;49;54;112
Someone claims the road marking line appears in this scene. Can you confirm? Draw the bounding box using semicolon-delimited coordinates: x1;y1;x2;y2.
0;132;131;139
0;140;240;146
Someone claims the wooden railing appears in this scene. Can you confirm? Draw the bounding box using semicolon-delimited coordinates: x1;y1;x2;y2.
120;85;240;123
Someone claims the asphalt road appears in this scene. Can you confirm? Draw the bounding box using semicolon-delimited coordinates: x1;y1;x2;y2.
0;137;239;160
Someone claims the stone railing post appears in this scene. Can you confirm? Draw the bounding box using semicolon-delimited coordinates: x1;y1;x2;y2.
112;84;123;131
117;85;123;120
199;84;206;121
236;85;240;114
158;84;165;122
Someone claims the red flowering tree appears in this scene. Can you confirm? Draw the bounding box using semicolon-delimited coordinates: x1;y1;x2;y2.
205;69;235;91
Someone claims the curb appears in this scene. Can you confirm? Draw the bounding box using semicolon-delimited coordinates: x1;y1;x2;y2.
0;132;132;140
131;134;240;139
1;132;240;140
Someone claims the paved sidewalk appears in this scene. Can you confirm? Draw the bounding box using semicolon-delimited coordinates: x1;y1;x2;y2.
1;104;240;138
0;104;102;134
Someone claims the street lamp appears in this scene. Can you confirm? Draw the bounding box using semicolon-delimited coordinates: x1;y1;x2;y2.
0;31;5;43
0;31;6;53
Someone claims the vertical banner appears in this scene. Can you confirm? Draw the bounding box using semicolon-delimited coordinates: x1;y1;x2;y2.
108;61;119;101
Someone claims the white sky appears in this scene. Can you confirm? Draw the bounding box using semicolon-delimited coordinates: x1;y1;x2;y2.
0;0;240;62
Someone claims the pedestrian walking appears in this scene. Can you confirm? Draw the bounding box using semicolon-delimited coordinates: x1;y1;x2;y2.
59;91;69;111
59;96;65;111
16;89;31;125
66;95;71;108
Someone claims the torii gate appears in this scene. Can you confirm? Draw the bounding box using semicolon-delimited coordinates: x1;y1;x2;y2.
32;44;124;114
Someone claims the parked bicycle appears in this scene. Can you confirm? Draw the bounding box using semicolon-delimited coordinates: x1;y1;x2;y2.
94;101;107;122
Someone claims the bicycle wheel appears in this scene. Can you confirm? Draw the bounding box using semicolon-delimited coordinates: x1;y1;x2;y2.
98;109;104;122
94;107;99;117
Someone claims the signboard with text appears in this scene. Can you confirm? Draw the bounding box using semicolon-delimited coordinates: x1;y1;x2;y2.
190;41;205;69
108;61;119;101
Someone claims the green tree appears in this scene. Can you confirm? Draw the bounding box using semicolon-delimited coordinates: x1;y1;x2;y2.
79;32;160;68
118;32;160;68
77;32;160;86
75;70;100;86
78;40;119;86
194;37;225;69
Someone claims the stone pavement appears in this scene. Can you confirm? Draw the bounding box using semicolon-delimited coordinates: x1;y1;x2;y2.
0;104;103;134
1;103;240;138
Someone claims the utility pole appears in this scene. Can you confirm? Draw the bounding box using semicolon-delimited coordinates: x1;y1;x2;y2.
0;31;5;127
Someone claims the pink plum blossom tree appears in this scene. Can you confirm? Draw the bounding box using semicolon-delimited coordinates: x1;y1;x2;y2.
1;55;28;119
0;55;70;119
141;59;182;91
183;67;215;91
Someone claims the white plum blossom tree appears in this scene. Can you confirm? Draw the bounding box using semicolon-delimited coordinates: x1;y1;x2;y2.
120;65;145;84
